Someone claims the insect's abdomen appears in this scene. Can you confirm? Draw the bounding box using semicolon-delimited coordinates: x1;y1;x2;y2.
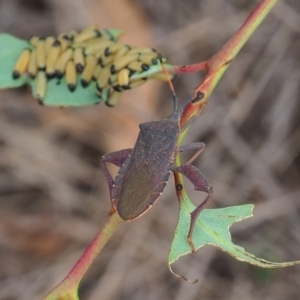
113;119;179;220
114;146;174;220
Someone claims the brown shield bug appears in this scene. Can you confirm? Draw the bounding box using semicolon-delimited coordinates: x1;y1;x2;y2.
101;80;214;250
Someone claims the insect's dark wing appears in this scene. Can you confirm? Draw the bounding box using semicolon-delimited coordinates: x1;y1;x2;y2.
139;120;179;182
116;164;153;220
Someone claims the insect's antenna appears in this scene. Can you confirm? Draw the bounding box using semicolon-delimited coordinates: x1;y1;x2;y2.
160;61;178;112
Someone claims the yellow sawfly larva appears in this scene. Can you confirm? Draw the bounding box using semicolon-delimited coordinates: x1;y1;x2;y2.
12;48;31;79
127;61;144;72
113;44;132;59
58;34;72;53
36;37;46;70
80;55;97;87
117;68;130;87
96;67;111;91
65;60;77;92
73;47;85;73
83;39;112;56
110;54;139;74
98;54;115;68
103;43;124;57
46;40;61;78
35;70;47;104
55;47;73;78
105;89;122;107
73;26;102;43
128;79;146;89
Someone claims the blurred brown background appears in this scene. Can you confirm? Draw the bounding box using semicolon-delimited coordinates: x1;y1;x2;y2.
0;0;300;299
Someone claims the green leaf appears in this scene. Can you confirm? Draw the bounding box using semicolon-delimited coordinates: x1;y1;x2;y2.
0;34;31;88
169;192;300;279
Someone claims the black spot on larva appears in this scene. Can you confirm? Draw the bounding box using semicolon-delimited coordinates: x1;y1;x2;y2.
46;72;55;79
56;71;63;79
96;84;102;92
141;63;149;71
121;85;130;90
151;58;158;65
98;58;104;68
104;47;110;57
12;71;20;79
53;40;61;47
61;34;69;40
113;85;122;92
81;79;89;88
110;65;116;74
68;84;76;92
95;29;102;37
108;77;113;85
76;64;84;73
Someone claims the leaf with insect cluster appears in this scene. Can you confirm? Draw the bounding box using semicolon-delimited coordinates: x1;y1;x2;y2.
0;34;100;106
0;31;175;107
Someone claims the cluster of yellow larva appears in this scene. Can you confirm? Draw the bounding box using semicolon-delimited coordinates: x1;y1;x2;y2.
12;26;171;106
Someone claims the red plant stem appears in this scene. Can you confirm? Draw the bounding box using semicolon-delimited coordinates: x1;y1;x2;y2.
67;213;121;282
175;0;278;191
171;61;208;74
208;0;277;72
180;0;278;127
43;212;122;299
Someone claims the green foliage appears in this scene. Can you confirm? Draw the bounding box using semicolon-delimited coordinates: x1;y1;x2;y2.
169;193;300;273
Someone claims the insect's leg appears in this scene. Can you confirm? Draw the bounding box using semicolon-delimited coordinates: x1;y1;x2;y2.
174;164;214;252
178;142;205;165
101;149;133;212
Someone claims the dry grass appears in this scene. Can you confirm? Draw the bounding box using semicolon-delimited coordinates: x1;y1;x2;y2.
0;0;300;299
